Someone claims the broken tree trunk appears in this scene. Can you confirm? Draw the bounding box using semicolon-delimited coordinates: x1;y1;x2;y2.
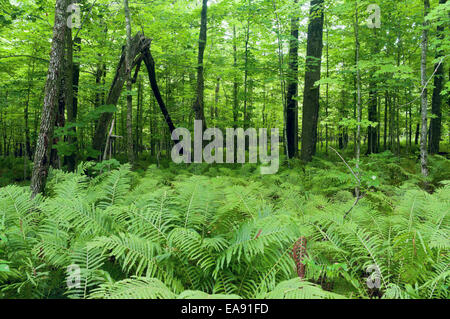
92;33;178;154
92;33;146;154
141;46;177;136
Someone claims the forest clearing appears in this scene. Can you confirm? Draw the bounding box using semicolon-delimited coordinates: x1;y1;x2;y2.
0;0;449;300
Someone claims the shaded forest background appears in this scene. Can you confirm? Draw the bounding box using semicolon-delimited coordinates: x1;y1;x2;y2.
0;0;449;300
0;0;448;190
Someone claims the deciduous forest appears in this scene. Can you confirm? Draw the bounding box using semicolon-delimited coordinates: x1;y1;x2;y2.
0;0;449;299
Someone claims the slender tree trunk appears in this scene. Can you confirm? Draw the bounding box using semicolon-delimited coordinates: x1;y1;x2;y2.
30;0;68;197
142;45;177;136
232;25;239;128
420;0;430;177
286;0;299;158
63;25;74;168
429;0;446;154
66;36;80;172
192;0;208;129
384;91;388;150
367;28;379;154
354;1;361;195
24;56;35;160
301;0;324;162
377;94;381;150
136;76;142;156
50;56;67;169
325;18;329;154
214;77;220;120
124;0;134;164
243;20;250;130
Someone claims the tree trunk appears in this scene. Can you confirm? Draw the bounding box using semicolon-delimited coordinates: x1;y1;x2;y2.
354;1;362;196
142;45;177;137
232;25;239;128
124;0;134;164
367;28;380;155
286;0;299;158
325;18;329;154
30;0;68;197
420;0;430;177
66;36;80;172
301;0;324;162
367;83;378;154
62;25;73;169
192;0;208;129
135;76;142;156
92;33;143;154
429;0;446;154
214;77;220;120
24;55;35;160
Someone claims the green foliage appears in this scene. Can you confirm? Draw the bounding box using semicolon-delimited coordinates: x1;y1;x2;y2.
0;152;448;299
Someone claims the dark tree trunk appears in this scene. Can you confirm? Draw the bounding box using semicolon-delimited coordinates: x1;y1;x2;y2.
367;83;378;154
66;36;80;172
367;29;379;155
124;0;134;164
50;60;67;169
420;0;430;177
214;77;220;120
24;57;35;160
233;25;239;128
30;0;68;197
243;19;251;130
384;92;388;150
429;0;446;154
94;62;106;110
92;33;144;154
192;0;208;129
286;0;299;158
135;77;142;156
142;45;177;137
415;122;420;145
301;0;324;162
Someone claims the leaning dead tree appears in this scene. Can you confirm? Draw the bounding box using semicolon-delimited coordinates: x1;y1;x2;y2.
92;33;146;154
92;33;178;155
141;45;177;135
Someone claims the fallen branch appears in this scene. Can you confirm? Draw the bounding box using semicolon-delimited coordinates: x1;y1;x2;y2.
343;192;365;219
329;146;361;184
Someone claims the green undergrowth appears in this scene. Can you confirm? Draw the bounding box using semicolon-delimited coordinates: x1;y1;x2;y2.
0;152;448;299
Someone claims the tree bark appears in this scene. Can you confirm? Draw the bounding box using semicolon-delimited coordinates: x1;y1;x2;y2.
420;0;430;177
24;54;35;159
92;33;143;154
367;30;379;154
192;0;208;129
286;0;299;158
142;45;177;136
66;36;80;172
301;0;324;162
214;77;220;120
354;1;362;197
429;0;446;154
233;25;239;128
124;0;134;164
30;0;68;197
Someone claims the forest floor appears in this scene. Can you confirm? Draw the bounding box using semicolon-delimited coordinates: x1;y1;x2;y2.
0;143;449;298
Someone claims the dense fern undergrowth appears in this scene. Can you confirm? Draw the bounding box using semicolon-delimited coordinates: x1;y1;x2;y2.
0;151;449;299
